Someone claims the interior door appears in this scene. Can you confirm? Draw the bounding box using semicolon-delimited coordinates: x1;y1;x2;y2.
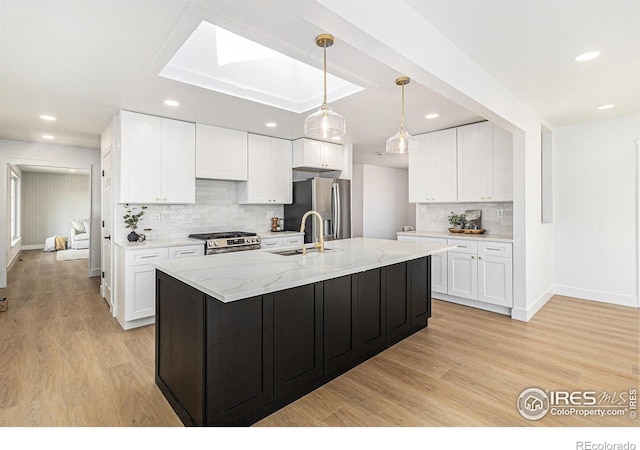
101;149;113;312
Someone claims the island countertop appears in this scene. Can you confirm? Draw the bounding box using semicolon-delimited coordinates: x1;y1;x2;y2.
153;237;454;303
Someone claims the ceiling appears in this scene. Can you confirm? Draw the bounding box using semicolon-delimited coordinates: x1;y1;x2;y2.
1;0;637;170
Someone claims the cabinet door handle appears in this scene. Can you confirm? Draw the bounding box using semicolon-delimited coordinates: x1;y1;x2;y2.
471;256;475;259
478;256;482;260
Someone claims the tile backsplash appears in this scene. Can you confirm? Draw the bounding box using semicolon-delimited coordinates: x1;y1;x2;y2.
416;202;513;235
118;179;283;241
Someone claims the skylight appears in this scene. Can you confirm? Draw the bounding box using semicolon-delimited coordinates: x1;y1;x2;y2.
159;21;364;113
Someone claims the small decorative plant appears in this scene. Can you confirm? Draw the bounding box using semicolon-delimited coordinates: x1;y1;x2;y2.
123;204;147;232
448;212;466;228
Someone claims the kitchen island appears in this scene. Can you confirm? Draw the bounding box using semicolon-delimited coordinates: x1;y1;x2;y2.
153;237;453;426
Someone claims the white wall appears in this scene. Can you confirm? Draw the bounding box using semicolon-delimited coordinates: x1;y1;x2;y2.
0;139;101;287
554;115;639;307
354;164;411;240
319;0;554;320
21;172;90;247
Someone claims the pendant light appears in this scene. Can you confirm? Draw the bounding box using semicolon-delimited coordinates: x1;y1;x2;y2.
386;76;417;153
304;34;346;139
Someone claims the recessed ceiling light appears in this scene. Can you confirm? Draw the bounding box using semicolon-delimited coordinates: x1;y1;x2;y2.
40;115;56;121
42;134;55;140
575;51;600;62
265;122;277;128
425;113;439;119
597;104;615;110
164;100;180;107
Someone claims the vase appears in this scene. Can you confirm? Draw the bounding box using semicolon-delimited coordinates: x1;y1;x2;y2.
127;231;139;242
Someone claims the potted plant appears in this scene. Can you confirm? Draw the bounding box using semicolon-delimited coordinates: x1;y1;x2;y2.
448;212;466;229
124;204;147;242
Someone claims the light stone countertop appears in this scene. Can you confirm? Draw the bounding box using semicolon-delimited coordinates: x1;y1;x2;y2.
397;230;513;243
153;237;455;303
115;238;203;250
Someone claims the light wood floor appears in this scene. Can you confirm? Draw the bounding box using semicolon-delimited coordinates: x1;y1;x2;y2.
1;250;638;427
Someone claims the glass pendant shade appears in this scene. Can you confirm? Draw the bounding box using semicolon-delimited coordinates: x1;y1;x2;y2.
386;76;417;154
305;34;346;139
304;104;346;139
386;129;417;153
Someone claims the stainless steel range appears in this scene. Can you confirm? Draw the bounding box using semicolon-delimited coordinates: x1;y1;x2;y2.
188;231;261;255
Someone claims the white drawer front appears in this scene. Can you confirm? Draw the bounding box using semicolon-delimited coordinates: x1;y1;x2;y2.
126;248;169;266
478;242;512;258
169;244;205;259
261;238;282;249
281;236;304;247
447;239;478;254
397;235;418;242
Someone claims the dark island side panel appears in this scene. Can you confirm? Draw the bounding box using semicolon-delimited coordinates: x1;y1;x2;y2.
156;256;432;426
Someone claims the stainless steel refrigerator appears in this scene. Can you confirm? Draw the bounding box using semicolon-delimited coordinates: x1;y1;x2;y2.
284;178;351;243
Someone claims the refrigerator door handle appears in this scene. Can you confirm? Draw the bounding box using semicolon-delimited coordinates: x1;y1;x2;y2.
334;182;341;239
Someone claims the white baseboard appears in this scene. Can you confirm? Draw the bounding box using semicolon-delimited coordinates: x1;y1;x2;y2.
553;285;639;308
511;289;554;322
432;293;512;316
22;244;44;250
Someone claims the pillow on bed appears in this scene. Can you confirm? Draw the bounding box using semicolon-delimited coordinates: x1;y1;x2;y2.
71;219;85;232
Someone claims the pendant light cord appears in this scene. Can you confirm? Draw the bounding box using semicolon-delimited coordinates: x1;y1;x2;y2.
323;44;328;107
400;82;405;133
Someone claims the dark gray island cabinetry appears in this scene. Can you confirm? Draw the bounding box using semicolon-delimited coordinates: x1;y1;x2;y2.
153;238;452;426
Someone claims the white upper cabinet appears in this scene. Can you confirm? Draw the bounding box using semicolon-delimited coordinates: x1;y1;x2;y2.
457;122;513;202
196;124;248;180
238;134;292;204
292;138;343;171
408;128;457;203
118;111;195;204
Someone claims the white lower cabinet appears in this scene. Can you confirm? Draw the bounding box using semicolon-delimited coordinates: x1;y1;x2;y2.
116;243;204;330
447;251;478;300
397;235;448;294
477;244;513;307
398;234;513;312
447;239;512;308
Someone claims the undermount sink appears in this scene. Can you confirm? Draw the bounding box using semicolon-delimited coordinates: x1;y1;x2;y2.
267;247;332;256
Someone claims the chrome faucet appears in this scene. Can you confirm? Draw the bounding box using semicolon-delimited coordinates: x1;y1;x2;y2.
299;210;324;255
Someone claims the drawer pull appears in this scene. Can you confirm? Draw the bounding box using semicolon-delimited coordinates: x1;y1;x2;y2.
177;250;195;255
457;245;469;248
139;254;159;259
485;247;503;251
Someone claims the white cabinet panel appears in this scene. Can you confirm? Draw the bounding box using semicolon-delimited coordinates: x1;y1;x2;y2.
457;122;512;202
162;118;196;203
478;255;513;307
119;111;162;203
169;244;204;259
409;128;457;203
261;238;283;249
239;134;292;204
118;111;195;204
129;265;156;320
196;124;247;180
447;251;478;300
292;138;343;171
